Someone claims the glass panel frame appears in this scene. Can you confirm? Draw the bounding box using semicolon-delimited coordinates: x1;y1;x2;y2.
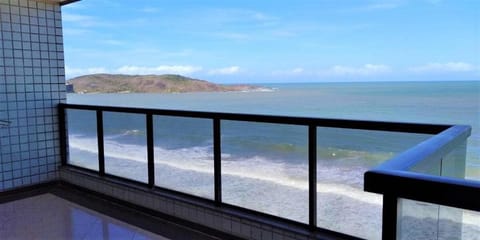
153;115;214;199
316;127;432;239
103;111;148;183
221;120;309;223
397;198;480;240
66;109;99;171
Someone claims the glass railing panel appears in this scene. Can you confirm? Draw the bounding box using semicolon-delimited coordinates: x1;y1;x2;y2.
397;198;480;240
410;159;442;175
410;135;468;177
316;127;431;239
153;116;213;199
397;198;440;240
221;121;308;223
456;208;480;240
409;144;442;175
66;109;98;171
398;140;476;239
399;131;464;175
103;112;147;183
441;140;467;179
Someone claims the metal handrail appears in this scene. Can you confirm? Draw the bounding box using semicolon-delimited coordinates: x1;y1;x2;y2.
367;125;471;172
58;103;469;239
364;124;475;207
366;169;480;211
364;124;476;239
59;103;450;134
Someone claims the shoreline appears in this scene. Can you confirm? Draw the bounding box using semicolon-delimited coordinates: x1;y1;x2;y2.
71;87;275;94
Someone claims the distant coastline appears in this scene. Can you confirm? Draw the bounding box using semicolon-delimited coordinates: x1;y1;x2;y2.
67;74;268;94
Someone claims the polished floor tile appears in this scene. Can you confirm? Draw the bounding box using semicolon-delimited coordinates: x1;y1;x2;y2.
0;194;169;240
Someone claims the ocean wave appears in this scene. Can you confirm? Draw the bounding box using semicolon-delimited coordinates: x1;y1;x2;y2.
251;87;276;92
68;135;381;205
104;129;145;140
237;87;276;93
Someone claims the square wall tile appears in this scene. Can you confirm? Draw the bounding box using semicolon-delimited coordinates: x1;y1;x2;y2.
0;0;65;191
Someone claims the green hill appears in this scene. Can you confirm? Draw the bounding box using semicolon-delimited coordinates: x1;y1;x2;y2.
67;74;261;93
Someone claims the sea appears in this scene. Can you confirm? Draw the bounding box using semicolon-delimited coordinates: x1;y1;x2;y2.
66;81;480;239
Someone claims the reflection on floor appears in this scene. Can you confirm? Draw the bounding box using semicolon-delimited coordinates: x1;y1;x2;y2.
0;194;169;240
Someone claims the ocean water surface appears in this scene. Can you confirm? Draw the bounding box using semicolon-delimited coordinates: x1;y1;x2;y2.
66;81;480;239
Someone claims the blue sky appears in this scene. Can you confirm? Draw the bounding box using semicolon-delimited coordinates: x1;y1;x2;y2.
62;0;479;83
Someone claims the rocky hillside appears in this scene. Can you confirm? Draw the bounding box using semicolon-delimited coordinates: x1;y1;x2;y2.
67;74;261;93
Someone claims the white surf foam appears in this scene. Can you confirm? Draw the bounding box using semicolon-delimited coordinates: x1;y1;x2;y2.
68;135;380;205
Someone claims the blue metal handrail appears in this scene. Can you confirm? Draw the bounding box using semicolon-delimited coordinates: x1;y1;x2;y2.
364;124;477;239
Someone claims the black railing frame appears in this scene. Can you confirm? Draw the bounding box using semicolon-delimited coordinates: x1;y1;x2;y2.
59;103;467;239
146;114;155;188
213;118;222;206
96;110;105;176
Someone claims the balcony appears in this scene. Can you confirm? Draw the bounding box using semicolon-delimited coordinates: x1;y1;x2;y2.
1;0;478;239
45;103;478;239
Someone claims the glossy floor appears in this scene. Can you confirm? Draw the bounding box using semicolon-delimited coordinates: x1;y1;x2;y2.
0;193;169;240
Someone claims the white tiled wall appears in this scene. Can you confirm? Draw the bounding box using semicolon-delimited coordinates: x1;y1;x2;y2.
0;0;65;191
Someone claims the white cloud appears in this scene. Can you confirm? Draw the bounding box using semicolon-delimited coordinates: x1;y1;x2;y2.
115;65;203;75
273;67;305;75
65;65;248;79
271;65;391;77
65;65;203;79
65;66;108;78
208;66;241;75
409;62;476;73
323;64;392;76
292;68;304;74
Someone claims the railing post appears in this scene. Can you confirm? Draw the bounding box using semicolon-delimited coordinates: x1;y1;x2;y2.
308;125;317;229
146;114;155;188
213;118;222;205
97;110;105;176
58;104;67;166
382;194;398;240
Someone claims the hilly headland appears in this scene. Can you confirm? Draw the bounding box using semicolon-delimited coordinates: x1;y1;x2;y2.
67;74;264;93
